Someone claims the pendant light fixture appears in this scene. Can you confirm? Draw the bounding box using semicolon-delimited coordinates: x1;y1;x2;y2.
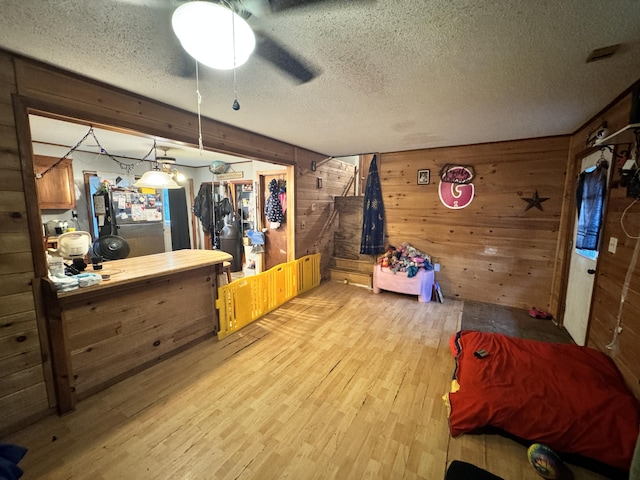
171;1;256;70
133;169;181;189
133;141;182;190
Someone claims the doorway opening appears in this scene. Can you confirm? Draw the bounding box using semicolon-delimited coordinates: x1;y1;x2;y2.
563;148;611;345
28;113;295;279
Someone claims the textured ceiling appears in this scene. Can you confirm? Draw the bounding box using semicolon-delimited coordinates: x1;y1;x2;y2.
1;0;640;162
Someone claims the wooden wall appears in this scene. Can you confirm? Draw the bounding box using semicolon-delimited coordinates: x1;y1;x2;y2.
0;52;52;436
295;157;357;277
0;50;327;435
380;136;570;310
568;87;640;398
2;45;639;434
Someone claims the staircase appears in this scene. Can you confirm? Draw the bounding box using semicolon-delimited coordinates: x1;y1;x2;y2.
328;196;376;287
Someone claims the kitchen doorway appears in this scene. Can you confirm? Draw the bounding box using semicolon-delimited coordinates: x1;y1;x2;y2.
257;169;294;271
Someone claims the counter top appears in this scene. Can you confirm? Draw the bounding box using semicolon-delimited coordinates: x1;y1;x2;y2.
41;248;232;413
50;249;232;299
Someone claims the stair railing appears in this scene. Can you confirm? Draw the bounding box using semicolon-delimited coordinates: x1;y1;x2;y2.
312;166;358;250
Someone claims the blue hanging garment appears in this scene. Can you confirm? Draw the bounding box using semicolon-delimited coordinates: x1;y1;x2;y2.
360;155;386;255
576;167;606;250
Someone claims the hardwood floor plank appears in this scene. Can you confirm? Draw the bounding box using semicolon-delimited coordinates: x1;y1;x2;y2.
2;281;611;479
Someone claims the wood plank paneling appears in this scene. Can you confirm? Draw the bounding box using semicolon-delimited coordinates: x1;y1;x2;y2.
0;48;334;435
0;382;48;426
582;86;640;395
0;365;45;398
0;169;24;192
41;254;225;410
0;52;16;92
0;326;40;360
0;147;21;171
0;233;31;255
0;309;36;336
380;136;570;309
552;91;634;316
0;348;43;379
295;158;354;275
1;46;639;440
13;58;325;165
0;51;49;436
0;252;34;276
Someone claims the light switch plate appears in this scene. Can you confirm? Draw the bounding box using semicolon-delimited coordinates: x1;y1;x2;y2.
608;236;617;254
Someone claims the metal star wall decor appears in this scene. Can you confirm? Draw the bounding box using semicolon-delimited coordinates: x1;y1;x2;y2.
522;190;549;211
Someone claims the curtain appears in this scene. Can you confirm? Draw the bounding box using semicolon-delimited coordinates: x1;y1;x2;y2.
168;188;191;250
360;155;386;255
576;166;607;250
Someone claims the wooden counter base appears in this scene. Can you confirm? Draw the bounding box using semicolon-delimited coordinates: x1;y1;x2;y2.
42;250;232;414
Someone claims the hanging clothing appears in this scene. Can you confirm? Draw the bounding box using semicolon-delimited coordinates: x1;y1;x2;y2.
265;178;284;227
193;183;213;234
360;155;386;255
214;197;233;236
576;166;607;250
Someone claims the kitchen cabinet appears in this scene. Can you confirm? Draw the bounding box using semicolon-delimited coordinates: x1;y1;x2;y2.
34;155;76;209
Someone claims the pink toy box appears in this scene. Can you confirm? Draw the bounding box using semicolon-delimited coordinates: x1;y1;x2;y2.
372;264;434;302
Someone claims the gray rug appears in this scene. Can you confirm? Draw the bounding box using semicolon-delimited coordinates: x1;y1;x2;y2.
460;301;573;343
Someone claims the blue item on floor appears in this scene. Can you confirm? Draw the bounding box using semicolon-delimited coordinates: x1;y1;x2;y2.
0;443;27;480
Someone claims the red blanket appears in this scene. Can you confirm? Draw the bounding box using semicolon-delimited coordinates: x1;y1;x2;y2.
447;330;640;471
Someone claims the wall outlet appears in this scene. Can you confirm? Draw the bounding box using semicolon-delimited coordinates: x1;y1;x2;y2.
608;236;617;254
434;263;440;272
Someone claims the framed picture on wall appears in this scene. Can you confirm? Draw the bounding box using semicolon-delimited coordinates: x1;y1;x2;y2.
417;169;430;185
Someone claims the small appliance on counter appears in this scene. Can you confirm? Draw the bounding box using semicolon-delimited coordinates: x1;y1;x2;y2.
50;231;92;259
46;231;103;290
44;219;68;236
48;231;92;276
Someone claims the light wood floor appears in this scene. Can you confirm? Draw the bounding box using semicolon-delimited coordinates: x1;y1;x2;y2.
4;281;610;480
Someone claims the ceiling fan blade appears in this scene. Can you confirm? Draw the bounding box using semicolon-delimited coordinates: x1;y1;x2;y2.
254;32;319;84
266;0;375;13
267;0;332;12
240;0;375;16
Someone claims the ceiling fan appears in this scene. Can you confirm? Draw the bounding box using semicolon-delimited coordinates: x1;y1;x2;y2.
169;0;374;84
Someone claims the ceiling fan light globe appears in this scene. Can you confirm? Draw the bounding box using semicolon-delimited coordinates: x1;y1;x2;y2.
176;171;187;183
171;2;256;70
133;170;181;189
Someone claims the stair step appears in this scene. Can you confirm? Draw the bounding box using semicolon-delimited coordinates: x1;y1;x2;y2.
329;268;372;288
331;257;376;275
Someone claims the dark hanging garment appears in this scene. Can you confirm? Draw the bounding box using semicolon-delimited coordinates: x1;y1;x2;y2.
168;188;191;250
360;155;386;255
193;183;213;234
265;179;284;223
576;167;607;250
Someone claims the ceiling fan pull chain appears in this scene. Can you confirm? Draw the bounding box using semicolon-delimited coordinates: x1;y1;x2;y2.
232;9;240;111
195;60;204;154
233;70;240;111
